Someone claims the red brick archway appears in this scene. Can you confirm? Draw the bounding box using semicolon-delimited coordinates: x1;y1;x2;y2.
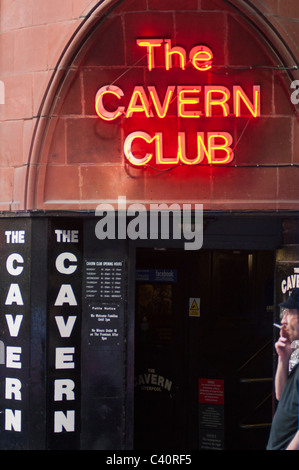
27;0;299;211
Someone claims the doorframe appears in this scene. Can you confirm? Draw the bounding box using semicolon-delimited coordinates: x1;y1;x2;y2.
125;213;283;449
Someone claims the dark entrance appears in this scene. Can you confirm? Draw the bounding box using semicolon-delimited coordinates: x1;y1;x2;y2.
134;249;186;450
133;247;275;450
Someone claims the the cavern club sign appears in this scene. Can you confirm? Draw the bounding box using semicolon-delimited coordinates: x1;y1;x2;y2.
95;38;261;167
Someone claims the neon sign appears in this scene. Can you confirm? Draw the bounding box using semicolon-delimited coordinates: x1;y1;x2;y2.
95;38;261;167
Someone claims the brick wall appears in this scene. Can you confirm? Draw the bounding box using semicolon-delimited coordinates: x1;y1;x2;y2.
0;0;299;211
0;0;100;210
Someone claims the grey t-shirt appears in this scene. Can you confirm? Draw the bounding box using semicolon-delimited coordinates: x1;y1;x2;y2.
267;364;299;450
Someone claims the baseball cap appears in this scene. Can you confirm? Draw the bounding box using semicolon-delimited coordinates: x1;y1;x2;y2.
279;288;299;309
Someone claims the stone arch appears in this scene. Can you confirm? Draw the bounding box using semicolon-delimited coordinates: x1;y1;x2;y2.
26;0;299;211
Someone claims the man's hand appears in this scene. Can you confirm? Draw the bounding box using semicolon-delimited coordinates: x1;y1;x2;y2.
275;327;293;361
274;327;294;400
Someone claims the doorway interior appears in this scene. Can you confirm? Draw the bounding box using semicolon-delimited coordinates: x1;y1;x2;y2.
133;246;275;450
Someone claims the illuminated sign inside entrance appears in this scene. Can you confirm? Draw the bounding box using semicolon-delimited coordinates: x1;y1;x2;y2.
95;38;261;167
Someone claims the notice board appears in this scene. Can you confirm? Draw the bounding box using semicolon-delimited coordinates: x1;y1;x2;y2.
198;378;225;450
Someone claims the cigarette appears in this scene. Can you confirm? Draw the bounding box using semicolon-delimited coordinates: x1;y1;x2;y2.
273;323;282;329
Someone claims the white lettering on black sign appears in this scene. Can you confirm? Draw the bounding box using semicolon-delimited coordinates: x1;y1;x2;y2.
0;224;30;441
83;260;124;348
85;260;123;300
47;222;82;449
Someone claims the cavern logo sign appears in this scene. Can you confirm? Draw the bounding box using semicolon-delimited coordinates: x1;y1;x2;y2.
281;267;299;294
95;38;261;167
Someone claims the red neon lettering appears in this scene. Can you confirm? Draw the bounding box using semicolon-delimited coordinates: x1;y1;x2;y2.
233;85;260;117
192;133;233;164
95;85;125;121
177;86;202;118
96;85;261;120
207;132;234;164
136;39;163;71
177;132;204;165
136;38;213;71
205;86;230;117
126;86;153;118
124;132;156;166
148;86;175;118
190;45;213;71
124;131;234;166
165;39;187;71
155;132;179;165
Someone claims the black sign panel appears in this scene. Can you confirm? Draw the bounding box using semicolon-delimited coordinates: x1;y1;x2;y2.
46;219;83;449
80;220;127;449
0;218;31;449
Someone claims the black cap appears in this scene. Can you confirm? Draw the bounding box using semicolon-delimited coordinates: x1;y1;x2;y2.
279;288;299;309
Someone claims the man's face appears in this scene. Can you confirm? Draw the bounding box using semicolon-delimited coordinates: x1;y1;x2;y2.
283;309;299;343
